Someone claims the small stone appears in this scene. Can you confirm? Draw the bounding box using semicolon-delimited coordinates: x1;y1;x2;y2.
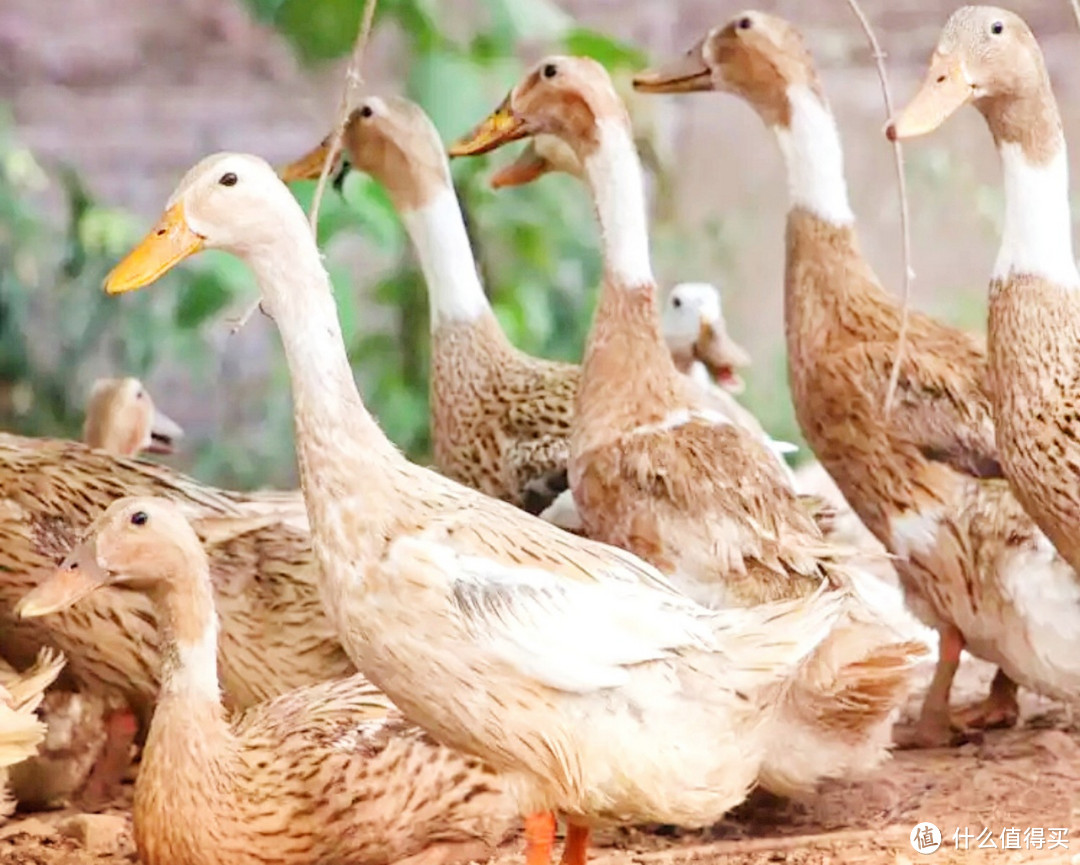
0;816;57;841
58;813;128;854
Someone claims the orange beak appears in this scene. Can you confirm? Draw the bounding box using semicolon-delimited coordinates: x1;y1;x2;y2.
449;96;530;158
887;53;974;141
104;203;204;294
277;139;338;183
490;143;554;189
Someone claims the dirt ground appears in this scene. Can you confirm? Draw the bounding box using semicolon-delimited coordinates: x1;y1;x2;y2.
3;658;1079;865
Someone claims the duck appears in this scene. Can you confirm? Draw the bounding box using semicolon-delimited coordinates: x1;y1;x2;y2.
661;281;751;394
0;648;64;821
279;98;579;516
0;431;353;732
83;376;184;456
101;148;844;865
486;135;809;495
280;100;777;522
889;5;1080;622
18;496;516;865
632;10;1080;747
452;56;925;795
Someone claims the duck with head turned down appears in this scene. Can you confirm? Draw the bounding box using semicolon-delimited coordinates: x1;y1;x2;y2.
18;496;515;865
100;145;843;865
634;9;1080;748
452;55;925;797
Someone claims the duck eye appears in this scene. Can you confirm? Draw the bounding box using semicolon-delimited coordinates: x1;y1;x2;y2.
672;297;683;308
219;172;238;187
130;511;149;527
738;16;753;30
135;389;144;400
360;105;374;118
543;63;558;79
990;21;1003;35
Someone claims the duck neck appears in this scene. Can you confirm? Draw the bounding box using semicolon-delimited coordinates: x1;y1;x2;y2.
249;219;404;567
136;544;235;825
581;119;656;290
251;226;400;462
400;186;497;331
575;118;684;439
773;84;854;227
149;543;224;710
986;91;1078;289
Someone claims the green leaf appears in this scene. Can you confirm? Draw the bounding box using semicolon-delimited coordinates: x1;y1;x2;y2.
408;48;514;138
275;0;365;62
562;27;647;69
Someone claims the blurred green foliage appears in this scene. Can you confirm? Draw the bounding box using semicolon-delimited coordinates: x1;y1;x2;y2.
0;0;750;490
248;0;658;464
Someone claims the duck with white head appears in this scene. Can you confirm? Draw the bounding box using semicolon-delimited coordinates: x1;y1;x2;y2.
453;54;925;797
100;148;843;865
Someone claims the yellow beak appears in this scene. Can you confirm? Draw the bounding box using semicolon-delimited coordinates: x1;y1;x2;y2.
278;140;337;183
633;45;712;94
490;144;553;189
16;546;105;619
105;202;204;295
887;54;974;141
449;98;529;158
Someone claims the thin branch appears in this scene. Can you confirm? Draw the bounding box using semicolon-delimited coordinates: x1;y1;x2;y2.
308;0;379;234
230;0;379;335
843;0;913;416
1071;0;1080;34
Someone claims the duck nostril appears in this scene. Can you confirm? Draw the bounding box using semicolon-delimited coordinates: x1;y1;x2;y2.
936;75;946;84
156;228;166;237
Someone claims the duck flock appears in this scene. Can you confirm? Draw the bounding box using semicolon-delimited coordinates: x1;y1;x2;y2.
2;6;1078;865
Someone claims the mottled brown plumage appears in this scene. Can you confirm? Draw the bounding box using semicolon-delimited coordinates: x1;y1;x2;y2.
280;97;580;514
0;433;354;726
455;54;924;795
20;498;515;865
890;7;1080;579
640;9;1080;747
104;150;847;865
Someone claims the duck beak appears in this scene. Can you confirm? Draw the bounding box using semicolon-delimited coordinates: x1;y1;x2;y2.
147;407;184;455
105;203;204;294
698;320;750;394
490;144;553;189
449;97;529;158
887;54;974;141
278;139;337;183
17;545;106;618
634;45;712;93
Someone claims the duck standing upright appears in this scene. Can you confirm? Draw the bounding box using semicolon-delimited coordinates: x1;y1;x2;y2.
452;56;924;795
101;148;842;865
633;10;1080;746
889;8;1080;583
19;497;516;865
279;98;578;516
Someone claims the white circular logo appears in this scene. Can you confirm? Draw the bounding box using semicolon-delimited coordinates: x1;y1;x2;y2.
910;822;942;854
